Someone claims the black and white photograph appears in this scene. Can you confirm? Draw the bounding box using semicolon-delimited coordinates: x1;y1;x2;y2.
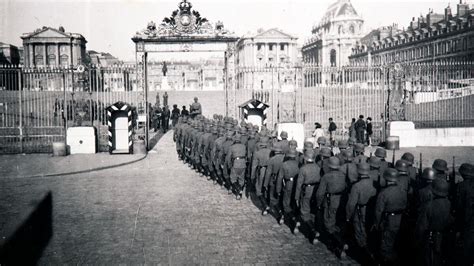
0;0;473;264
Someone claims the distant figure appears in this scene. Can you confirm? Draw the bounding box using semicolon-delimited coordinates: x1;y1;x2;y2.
163;92;168;107
312;122;325;147
366;117;373;146
349;118;356;139
162;105;170;133
354;115;366;144
162;61;168;77
181;105;189;117
190;97;202;119
328;117;337;147
171;104;180;127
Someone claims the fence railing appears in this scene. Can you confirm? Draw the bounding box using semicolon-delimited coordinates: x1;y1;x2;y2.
1;61;473;153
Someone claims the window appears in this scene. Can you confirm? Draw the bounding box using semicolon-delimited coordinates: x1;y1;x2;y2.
35;55;44;66
330;49;337;66
269;44;273;51
349;25;355;34
60;55;69;66
280;44;285;51
257;44;262;51
48;54;56;66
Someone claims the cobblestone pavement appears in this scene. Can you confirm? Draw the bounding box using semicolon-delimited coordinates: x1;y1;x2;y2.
1;132;353;265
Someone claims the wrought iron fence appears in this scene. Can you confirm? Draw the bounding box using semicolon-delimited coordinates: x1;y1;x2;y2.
1;61;473;154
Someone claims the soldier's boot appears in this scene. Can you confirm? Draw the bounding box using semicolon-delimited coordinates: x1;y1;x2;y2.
278;212;285;225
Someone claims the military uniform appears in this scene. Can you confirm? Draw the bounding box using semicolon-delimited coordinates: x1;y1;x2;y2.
226;134;247;198
211;130;227;185
295;151;321;229
219;133;235;189
265;146;285;215
276;152;300;219
414;178;452;266
346;163;376;249
375;169;408;264
455;163;474;265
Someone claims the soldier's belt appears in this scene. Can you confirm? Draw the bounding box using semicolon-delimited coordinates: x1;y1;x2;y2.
284;177;294;182
303;182;318;187
233;157;246;160
356;203;368;208
326;191;344;196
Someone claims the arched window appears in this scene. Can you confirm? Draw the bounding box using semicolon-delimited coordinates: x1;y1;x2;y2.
35;55;44;66
60;55;69;66
349;25;355;34
330;49;337;66
48;54;56;66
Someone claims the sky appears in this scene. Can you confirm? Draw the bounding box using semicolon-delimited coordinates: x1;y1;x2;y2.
0;0;469;61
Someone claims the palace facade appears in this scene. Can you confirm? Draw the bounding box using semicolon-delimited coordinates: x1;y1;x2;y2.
349;1;474;66
21;26;87;67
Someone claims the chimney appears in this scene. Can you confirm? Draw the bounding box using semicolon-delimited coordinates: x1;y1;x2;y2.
410;17;417;29
457;0;469;17
445;4;452;20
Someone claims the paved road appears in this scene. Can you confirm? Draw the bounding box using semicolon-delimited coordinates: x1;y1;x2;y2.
1;132;351;264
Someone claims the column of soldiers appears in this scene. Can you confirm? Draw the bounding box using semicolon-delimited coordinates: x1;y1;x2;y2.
174;114;473;266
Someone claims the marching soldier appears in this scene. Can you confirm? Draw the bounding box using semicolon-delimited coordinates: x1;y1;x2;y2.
203;127;219;180
353;143;368;164
415;168;436;212
395;160;412;196
295;149;321;237
432;159;448;181
414;178;452;266
368;156;384;189
346;162;377;262
219;131;235;191
316;156;347;256
279;131;290;154
276;149;299;225
401;152;417;182
265;143;286;217
374;168;407;265
336;140;350;164
199;125;213;177
317;147;332;175
246;129;258;194
226;133;247;199
251;136;272;214
341;150;359;186
374;147;390;175
455;163;474;265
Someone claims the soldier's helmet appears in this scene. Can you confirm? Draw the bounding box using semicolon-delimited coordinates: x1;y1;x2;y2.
459;163;474;179
286;149;298;158
395;160;409;173
338;140;349;149
320;147;332;158
342;150;353;162
303;140;314;150
280;131;289;139
432;178;449;197
271;130;278;138
240;127;247;135
369;156;381;169
328;157;340;170
211;127;219;134
317;136;327;145
348;137;357;146
421;167;436;181
358;162;371;175
304;150;315;162
374;147;387;158
226;131;234;139
218;128;226;136
354;143;365;153
194;97;198;101
432;159;448;172
289;139;297;147
401;153;415;165
272;143;283;153
383;168;399;183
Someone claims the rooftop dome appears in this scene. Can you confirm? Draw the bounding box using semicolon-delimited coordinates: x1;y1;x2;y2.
315;0;363;29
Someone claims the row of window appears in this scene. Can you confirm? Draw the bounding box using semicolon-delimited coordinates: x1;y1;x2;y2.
33;54;69;66
257;43;287;52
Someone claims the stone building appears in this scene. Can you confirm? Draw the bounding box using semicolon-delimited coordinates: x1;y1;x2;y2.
349;1;474;66
235;28;299;67
0;42;21;65
21;26;87;67
302;0;364;66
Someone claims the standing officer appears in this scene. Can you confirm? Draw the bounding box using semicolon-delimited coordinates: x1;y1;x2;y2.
374;168;407;265
171;104;180;128
276;149;300;225
226;133;247;199
251;136;272;214
265;143;286;217
346;162;377;261
316;156;347;256
455;163;474;265
354;115;366;144
295;149;321;237
190;97;202;119
414;178;452;266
